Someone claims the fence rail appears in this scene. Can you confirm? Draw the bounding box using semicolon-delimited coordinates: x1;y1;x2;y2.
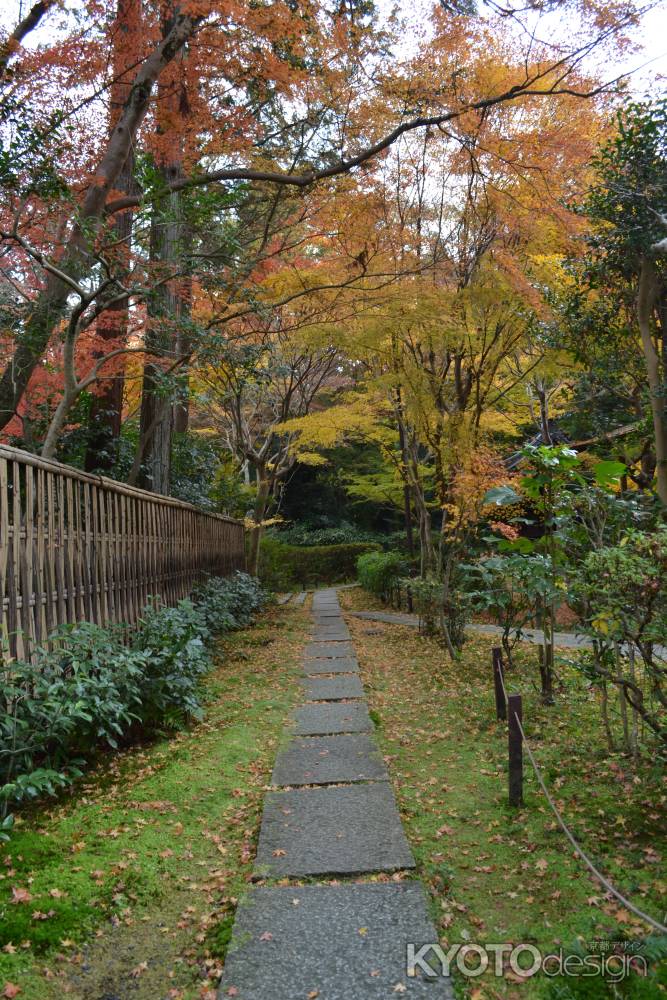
0;444;246;660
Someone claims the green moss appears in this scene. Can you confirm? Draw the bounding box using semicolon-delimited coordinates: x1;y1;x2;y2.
0;606;309;998
343;593;666;1000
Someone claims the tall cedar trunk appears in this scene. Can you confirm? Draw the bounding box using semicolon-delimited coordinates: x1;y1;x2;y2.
136;165;184;494
172;270;193;435
248;476;271;577
0;12;199;432
84;0;142;472
637;257;667;506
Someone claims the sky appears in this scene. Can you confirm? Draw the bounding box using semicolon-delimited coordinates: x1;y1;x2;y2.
1;0;666;93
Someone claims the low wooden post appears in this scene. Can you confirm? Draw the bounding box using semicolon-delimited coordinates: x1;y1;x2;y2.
508;693;523;807
492;646;506;720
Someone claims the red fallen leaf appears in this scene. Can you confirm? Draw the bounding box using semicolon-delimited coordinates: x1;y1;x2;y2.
435;825;454;838
3;985;21;999
10;888;32;905
226;989;239;997
259;931;273;941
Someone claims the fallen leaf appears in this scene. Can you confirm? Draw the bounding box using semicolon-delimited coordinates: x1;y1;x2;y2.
10;888;31;905
2;985;21;999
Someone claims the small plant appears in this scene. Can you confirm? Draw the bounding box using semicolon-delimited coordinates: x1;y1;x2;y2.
571;526;667;748
407;575;467;657
356;550;407;601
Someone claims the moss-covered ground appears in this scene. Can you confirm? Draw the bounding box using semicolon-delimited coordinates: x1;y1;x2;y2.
0;603;309;1000
339;587;666;1000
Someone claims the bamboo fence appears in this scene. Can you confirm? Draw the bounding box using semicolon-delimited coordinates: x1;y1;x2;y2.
0;444;246;661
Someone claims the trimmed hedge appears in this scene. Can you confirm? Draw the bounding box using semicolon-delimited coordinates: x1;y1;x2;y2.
259;537;381;590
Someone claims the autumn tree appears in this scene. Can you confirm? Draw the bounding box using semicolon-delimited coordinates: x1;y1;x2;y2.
197;320;340;574
1;0;647;491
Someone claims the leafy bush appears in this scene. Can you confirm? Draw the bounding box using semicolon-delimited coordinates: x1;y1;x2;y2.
356;550;407;600
260;537;381;590
194;572;265;630
132;599;211;726
406;576;468;654
571;527;667;746
1;623;145;817
1;573;266;819
463;552;560;666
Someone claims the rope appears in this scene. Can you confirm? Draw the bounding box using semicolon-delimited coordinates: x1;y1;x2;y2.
495;664;667;935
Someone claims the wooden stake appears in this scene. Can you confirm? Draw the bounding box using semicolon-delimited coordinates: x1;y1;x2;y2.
508;693;523;807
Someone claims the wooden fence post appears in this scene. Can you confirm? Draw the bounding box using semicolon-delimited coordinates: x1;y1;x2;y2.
508;693;523;807
492;646;506;720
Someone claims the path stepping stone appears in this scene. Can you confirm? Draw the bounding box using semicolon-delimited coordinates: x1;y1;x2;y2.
305;640;354;658
302;655;359;674
302;674;364;700
312;627;351;641
255;783;415;876
216;586;454;998
293;701;372;735
218;882;452;999
272;733;388;786
293;592;307;605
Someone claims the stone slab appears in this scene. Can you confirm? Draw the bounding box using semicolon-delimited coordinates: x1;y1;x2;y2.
305;640;354;658
302;674;364;700
312;588;339;601
272;733;388;786
302;656;359;675
311;628;351;641
293;701;372;735
313;611;344;621
255;783;415;876
218;882;452;999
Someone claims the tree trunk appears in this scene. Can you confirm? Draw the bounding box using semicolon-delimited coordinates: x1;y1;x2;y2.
637;257;667;506
136;165;185;494
396;400;415;556
0;11;199;432
247;476;271;577
84;0;142;472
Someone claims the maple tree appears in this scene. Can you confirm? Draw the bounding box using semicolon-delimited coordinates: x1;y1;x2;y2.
0;0;646;491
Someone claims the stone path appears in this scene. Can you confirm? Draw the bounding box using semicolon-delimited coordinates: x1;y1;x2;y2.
351;610;592;650
218;588;452;999
350;610;667;659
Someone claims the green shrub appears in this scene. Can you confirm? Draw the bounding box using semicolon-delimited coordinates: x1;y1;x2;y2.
132;599;211;726
0;573;266;820
194;572;265;630
1;623;146;817
259;537;381;590
356;550;407;599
